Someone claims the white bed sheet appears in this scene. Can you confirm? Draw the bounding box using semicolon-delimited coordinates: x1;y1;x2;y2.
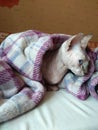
0;89;98;130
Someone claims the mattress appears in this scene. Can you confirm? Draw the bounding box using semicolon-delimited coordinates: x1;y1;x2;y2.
0;34;98;130
0;90;98;130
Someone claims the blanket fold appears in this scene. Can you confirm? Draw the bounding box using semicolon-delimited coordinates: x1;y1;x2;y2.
0;30;98;123
0;60;45;122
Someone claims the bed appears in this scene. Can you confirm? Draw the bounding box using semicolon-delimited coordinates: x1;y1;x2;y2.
0;32;98;130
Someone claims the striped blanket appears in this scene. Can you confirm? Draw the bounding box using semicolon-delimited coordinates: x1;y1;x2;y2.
0;30;98;123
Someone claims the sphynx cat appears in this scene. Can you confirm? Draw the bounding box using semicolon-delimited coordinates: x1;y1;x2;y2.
41;33;92;90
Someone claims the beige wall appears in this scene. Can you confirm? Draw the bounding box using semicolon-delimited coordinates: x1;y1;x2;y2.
0;0;98;41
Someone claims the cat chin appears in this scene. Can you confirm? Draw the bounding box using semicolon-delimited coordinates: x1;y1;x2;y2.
71;71;85;76
76;73;85;76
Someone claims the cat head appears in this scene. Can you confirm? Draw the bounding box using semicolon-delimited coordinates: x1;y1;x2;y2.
62;33;92;76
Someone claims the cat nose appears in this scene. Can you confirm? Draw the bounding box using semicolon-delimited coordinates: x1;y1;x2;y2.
82;65;88;75
84;69;88;74
83;61;89;73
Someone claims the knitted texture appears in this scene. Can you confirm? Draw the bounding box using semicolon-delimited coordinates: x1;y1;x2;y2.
0;60;45;122
0;30;98;123
0;30;70;81
0;30;70;123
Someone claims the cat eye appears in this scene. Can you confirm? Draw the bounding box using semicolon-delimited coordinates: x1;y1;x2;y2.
79;59;83;65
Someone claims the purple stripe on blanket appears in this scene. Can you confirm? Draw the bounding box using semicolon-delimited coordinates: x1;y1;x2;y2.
22;88;45;104
0;60;25;98
88;72;98;100
0;69;14;84
0;61;14;84
33;38;53;80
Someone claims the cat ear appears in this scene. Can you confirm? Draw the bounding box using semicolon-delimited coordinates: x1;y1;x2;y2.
63;33;84;50
80;34;93;49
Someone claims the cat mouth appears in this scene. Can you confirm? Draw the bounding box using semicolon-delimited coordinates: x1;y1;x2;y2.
76;71;89;77
76;73;85;77
70;71;84;77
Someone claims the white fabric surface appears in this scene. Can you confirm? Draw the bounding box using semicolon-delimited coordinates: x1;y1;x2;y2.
0;89;98;130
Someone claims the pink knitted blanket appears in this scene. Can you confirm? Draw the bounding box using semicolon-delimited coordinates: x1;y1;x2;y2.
0;30;98;123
